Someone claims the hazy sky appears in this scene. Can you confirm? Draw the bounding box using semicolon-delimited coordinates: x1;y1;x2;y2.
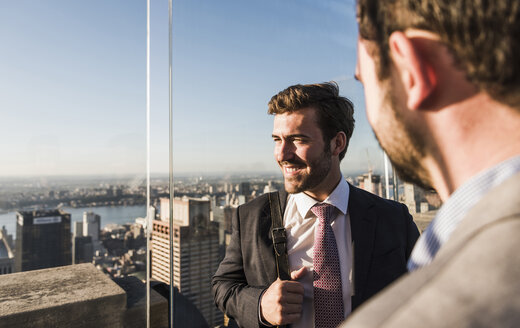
0;0;383;178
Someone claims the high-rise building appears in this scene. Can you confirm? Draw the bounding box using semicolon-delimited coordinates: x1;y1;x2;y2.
73;221;83;237
152;197;222;327
71;211;101;264
83;212;101;243
238;182;251;196
15;209;71;272
263;180;279;194
222;206;234;234
0;226;14;275
159;197;170;222
237;194;246;205
358;170;383;197
403;183;420;214
73;235;93;264
403;183;436;214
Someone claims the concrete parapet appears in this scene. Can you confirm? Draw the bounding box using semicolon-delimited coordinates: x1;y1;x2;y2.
0;263;125;327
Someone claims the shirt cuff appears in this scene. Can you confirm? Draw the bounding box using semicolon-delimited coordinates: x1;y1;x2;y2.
258;289;275;327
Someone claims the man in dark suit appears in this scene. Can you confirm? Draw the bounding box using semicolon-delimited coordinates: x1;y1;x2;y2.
212;82;419;328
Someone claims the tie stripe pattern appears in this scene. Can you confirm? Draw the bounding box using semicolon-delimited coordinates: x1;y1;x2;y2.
312;203;344;328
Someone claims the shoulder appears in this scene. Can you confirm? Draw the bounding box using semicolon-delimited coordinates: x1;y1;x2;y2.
424;217;520;324
448;171;520;245
239;192;270;212
238;190;288;213
349;183;408;212
343;217;520;327
236;193;273;222
348;184;413;230
344;213;520;328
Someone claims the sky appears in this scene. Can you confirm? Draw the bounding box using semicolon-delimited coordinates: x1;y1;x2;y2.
0;0;384;178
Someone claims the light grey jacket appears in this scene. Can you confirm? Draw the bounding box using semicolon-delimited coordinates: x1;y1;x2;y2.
342;172;520;328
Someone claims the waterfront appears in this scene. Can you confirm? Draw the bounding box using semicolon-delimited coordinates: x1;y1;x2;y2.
0;205;146;239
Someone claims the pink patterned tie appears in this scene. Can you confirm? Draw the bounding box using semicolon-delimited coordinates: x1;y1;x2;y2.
312;203;344;328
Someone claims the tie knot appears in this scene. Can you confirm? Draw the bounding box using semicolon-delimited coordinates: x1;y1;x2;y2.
311;203;336;224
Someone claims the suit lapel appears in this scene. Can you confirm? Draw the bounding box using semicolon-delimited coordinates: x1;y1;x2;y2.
279;189;288;213
348;184;377;308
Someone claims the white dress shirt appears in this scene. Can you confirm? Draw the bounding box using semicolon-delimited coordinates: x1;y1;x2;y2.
284;177;353;328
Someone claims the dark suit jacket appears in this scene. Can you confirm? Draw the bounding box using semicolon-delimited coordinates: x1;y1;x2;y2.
212;184;419;328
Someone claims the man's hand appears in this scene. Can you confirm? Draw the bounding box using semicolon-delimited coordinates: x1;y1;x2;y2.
260;267;307;326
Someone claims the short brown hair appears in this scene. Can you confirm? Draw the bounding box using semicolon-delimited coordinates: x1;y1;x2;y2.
357;0;520;107
268;82;355;161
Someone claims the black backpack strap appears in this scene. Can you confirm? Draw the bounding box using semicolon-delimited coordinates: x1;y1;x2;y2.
268;191;290;281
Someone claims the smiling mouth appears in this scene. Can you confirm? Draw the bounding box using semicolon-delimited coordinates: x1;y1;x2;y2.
280;162;306;176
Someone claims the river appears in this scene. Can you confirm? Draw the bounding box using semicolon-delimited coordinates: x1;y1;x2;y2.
0;205;146;238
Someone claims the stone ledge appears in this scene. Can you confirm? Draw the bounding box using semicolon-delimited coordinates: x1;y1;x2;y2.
0;263;126;327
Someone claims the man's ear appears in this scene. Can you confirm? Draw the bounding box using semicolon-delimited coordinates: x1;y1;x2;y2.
331;132;347;156
388;31;437;110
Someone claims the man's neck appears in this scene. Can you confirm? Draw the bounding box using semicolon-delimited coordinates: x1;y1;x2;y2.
304;170;342;202
426;93;520;201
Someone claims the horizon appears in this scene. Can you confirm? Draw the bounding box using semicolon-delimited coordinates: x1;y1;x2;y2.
0;167;392;181
0;1;384;178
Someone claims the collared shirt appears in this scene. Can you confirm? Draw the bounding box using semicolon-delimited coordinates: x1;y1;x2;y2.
284;176;353;328
408;155;520;271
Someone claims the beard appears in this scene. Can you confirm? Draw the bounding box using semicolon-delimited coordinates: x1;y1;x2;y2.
374;81;434;191
282;146;332;194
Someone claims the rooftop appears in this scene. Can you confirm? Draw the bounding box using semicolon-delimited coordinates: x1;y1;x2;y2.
0;263;211;327
0;263;168;327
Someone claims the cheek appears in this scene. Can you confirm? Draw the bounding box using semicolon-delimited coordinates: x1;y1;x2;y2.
358;41;386;127
362;71;387;128
299;145;321;164
284;144;307;164
364;86;386;128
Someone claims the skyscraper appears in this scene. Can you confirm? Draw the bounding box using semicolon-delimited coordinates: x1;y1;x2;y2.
403;183;420;214
71;211;101;264
152;197;222;327
72;235;93;264
15;209;72;272
0;226;14;275
82;212;101;243
358;170;383;197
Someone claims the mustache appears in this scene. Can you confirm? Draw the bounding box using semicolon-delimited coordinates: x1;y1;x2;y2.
279;160;306;166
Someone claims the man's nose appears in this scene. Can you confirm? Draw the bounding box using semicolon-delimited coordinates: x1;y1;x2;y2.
275;140;294;162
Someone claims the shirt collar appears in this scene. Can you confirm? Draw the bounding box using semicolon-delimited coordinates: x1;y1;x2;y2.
293;175;350;220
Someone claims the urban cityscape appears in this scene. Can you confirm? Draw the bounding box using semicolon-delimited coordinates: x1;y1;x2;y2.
0;172;440;327
0;3;379;325
1;0;517;326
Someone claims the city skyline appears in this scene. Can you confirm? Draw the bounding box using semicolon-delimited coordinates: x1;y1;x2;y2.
0;0;384;178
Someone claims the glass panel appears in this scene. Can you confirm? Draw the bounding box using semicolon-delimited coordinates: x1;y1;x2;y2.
153;1;441;327
0;0;150;326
